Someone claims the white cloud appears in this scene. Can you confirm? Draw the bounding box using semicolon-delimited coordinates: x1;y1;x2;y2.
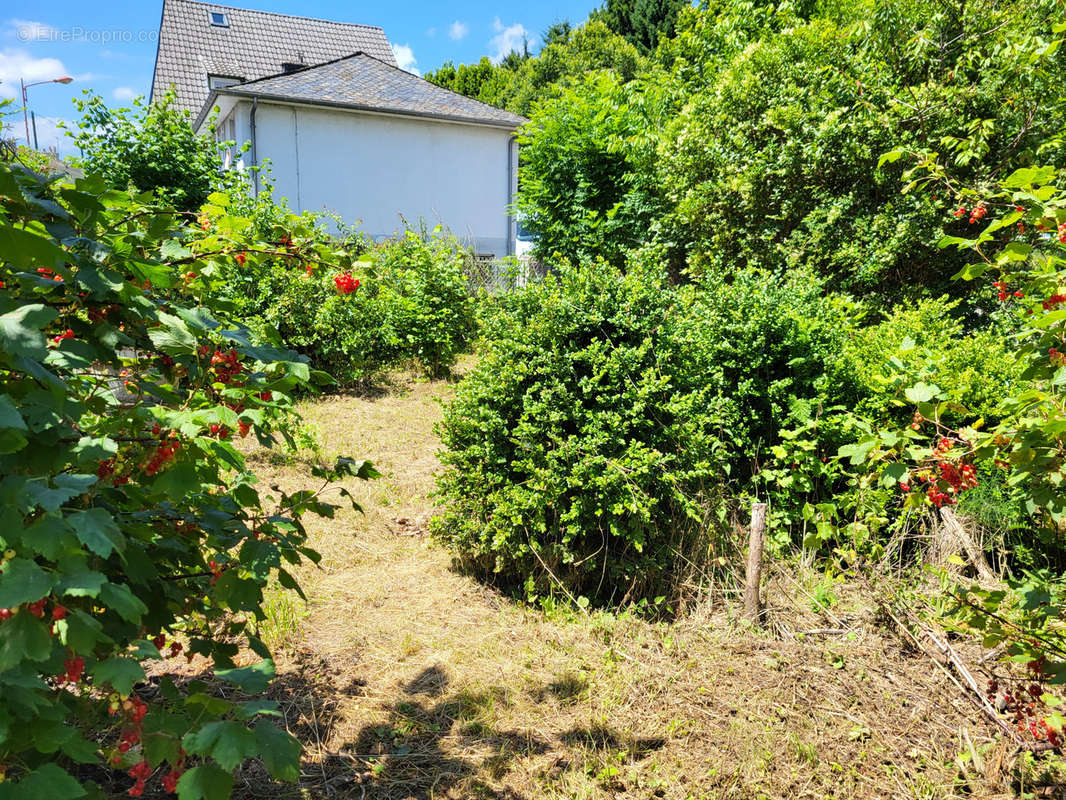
10;19;58;43
391;43;420;76
0;48;69;98
488;18;528;64
2;114;71;153
113;86;137;101
448;21;469;41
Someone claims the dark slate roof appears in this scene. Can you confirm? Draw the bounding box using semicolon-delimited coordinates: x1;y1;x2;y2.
151;0;397;117
198;53;528;129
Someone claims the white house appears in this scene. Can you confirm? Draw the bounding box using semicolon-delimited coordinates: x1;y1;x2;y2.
151;0;526;258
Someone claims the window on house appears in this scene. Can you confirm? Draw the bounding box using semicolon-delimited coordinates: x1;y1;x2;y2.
208;75;242;90
209;11;229;27
281;62;307;74
216;117;236;143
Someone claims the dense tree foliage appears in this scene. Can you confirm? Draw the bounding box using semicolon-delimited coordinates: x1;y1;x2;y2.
65;91;238;212
491;0;1065;298
658;0;1066;295
425;21;646;117
589;0;691;53
515;72;669;267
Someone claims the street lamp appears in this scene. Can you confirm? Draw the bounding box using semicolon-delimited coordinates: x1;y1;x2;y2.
21;75;73;151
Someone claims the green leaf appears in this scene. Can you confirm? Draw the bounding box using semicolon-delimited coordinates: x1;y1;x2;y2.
23;514;75;560
0;395;28;453
904;382;939;404
72;436;118;463
253;720;302;781
160;240;194;261
55;565;107;598
148;312;199;356
0;611;52;670
0;558;56;608
185;693;235;716
68;508;125;558
215;659;275;693
183;721;257;771
0;305;58;361
1002;166;1056;188
0;226;67;272
60;730;100;764
58;609;105;652
837;438;876;466
881;463;907;488
26;475;97;513
876;149;904;168
99;582;148;623
234;700;281;720
0;763;86;800
950;262;988;281
1000;241;1032;262
91;657;146;695
142;730;182;768
176;765;234;800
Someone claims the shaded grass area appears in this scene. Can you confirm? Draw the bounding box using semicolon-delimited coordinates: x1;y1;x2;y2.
234;366;1029;800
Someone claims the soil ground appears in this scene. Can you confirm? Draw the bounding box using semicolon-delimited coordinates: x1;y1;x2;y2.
233;368;1033;800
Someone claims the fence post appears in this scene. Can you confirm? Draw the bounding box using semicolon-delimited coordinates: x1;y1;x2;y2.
743;502;768;622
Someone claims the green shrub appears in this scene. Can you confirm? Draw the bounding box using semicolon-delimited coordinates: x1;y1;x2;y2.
432;261;731;605
517;72;671;269
672;269;865;539
678;269;860;473
260;262;394;385
373;231;477;376
66;90;241;212
0;162;377;798
247;229;475;385
841;297;1021;425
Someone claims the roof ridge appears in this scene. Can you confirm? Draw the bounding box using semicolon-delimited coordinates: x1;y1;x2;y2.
226;51;366;88
354;51;530;119
235;50;527;121
167;0;386;33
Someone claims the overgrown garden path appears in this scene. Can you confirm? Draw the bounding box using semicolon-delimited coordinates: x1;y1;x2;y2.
242;370;1004;800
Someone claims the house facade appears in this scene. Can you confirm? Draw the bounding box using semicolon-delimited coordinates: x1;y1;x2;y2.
151;0;525;258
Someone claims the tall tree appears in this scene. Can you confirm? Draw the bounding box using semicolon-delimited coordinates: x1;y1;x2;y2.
591;0;691;53
542;20;573;46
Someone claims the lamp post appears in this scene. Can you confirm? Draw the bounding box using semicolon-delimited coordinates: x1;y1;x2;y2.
21;76;73;150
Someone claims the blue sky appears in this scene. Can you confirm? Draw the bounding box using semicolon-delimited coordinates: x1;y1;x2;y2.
1;1;598;152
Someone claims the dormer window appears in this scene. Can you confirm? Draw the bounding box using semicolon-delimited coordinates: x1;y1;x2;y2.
281;62;307;74
208;75;242;90
209;11;229;27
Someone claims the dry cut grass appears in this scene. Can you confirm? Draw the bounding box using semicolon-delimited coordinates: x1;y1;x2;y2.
226;366;1046;800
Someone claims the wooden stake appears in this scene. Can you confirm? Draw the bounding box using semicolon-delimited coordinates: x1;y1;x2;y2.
743;502;768;622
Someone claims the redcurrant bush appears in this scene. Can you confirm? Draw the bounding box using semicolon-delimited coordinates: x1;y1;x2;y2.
0;161;378;797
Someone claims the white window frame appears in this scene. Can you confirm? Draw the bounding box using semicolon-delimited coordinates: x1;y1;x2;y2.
208;75;242;91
